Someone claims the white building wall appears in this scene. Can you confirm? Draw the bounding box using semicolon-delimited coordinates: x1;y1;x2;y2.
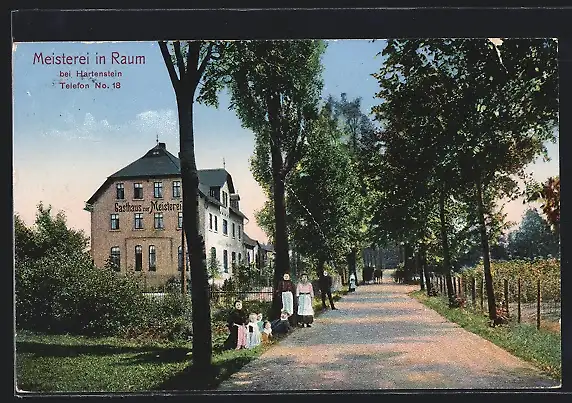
203;181;246;281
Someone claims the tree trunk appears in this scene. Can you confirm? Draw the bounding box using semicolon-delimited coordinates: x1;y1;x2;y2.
268;114;291;319
178;95;212;369
417;248;425;291
347;249;357;291
422;246;432;296
476;179;497;321
439;191;455;304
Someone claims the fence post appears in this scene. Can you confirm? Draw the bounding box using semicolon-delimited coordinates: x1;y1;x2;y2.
536;279;541;330
471;277;476;308
458;277;461;296
504;279;509;318
517;277;521;324
463;277;467;297
480;277;484;311
453;277;457;295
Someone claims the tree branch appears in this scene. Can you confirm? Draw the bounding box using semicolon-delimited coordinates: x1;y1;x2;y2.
173;41;186;81
197;42;214;81
187;41;202;86
158;41;179;92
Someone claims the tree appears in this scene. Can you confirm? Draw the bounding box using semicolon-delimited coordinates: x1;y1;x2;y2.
372;38;558;321
207;248;221;280
287;106;360;281
507;208;560;259
158;40;224;369
328;94;378;288
525;175;560;236
219;40;326;319
15;203;89;265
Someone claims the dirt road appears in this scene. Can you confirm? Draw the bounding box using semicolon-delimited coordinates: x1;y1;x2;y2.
217;280;559;390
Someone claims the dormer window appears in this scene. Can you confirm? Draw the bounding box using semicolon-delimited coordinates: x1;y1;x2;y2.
222;191;228;207
209;188;216;198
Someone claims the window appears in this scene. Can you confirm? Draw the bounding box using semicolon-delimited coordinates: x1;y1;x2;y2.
134;183;143;199
154;181;163;198
178;212;183;229
209;188;216;198
238;253;242;265
231;251;236;268
223;219;228;236
178;246;183;271
214;216;218;232
154;213;164;229
223;250;228;273
232;223;235;238
149;245;156;271
210;247;216;259
110;246;120;271
173;181;181;198
222;191;228;207
209;213;213;230
116;183;124;199
110;214;119;230
238;225;241;240
134;213;143;229
135;245;142;271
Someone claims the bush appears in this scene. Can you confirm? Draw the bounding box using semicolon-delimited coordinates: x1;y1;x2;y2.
16;250;148;336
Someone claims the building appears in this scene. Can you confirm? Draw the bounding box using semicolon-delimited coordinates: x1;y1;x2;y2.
84;142;249;286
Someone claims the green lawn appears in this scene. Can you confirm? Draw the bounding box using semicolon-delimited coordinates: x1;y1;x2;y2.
410;290;561;380
16;289;348;393
15;330;271;392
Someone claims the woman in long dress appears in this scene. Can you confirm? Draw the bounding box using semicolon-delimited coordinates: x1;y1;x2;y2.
223;300;247;350
277;272;295;321
296;273;315;327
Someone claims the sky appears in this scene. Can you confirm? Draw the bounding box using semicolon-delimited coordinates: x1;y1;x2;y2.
12;40;559;245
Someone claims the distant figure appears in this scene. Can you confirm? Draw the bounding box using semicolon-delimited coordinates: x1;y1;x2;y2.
319;270;337;310
349;273;357;292
374;269;383;284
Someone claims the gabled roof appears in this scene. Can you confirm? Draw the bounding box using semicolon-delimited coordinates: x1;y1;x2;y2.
243;232;258;247
85;143;238;209
198;169;235;193
260;243;275;252
110;142;180;179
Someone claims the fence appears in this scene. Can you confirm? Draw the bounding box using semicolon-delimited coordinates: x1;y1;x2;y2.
430;267;561;330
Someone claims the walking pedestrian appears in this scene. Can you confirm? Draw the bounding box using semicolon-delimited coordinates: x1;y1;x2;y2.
319;270;337;310
296;273;315;327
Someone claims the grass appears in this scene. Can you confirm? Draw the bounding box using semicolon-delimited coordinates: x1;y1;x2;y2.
410;290;561;381
16;289;348;393
15;329;276;392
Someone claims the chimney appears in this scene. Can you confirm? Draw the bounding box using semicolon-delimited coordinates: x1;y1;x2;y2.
158;142;166;149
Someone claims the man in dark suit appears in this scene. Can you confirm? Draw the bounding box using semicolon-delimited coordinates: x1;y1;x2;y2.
319;270;337;310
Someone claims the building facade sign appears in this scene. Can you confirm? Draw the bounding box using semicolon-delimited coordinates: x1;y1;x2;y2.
114;201;183;214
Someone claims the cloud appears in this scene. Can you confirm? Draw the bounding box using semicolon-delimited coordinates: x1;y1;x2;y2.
133;109;179;141
41;112;117;141
39;109;180;143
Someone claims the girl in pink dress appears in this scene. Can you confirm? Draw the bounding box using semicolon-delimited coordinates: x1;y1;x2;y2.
296;273;315;327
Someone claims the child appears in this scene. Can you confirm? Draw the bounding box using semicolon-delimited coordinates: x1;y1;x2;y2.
271;310;293;335
257;313;264;333
261;320;272;343
245;312;262;349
